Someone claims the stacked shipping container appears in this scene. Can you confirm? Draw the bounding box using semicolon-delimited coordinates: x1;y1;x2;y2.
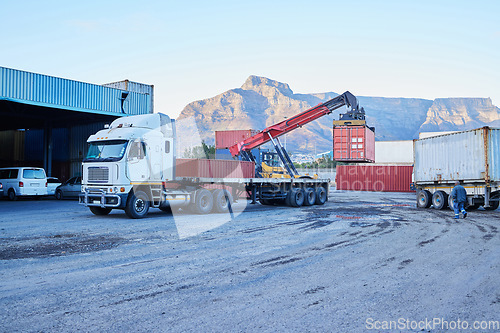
333;125;375;163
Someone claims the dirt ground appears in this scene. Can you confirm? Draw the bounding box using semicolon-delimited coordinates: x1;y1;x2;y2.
0;190;499;332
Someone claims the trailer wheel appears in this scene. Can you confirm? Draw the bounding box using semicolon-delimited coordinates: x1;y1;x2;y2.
484;201;500;211
89;207;112;216
288;188;304;207
315;187;327;205
125;191;150;219
303;187;316;206
432;191;448;210
213;189;233;213
192;189;213;214
417;190;432;208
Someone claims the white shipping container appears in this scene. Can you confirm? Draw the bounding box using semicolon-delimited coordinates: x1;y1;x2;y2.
414;127;500;184
375;140;413;164
418;131;458;139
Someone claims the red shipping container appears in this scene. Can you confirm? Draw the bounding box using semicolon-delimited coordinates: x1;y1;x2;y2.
336;165;414;192
175;158;255;179
215;130;259;149
333;125;375;162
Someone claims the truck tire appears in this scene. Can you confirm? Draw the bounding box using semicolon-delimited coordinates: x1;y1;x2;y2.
89;206;112;216
192;189;213;214
125;191;150;219
432;191;448;210
484;201;500;211
289;188;305;207
303;187;316;206
315;187;327;205
213;189;233;213
417;190;432;208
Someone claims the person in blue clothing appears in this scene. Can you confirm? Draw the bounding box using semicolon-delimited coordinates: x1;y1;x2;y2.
451;181;467;219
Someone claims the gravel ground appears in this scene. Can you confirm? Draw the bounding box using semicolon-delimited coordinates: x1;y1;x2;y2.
0;191;499;332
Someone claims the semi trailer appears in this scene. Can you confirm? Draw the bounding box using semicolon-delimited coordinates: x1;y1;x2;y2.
414;127;500;211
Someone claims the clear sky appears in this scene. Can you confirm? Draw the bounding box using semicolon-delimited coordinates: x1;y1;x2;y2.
1;0;499;118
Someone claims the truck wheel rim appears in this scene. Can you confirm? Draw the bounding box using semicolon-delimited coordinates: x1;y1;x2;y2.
135;199;145;212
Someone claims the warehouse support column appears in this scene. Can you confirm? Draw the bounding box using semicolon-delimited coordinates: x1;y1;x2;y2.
43;122;53;177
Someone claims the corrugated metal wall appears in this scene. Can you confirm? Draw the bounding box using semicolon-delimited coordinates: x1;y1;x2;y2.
102;80;154;114
336;165;414;192
0;67;150;115
176;158;255;178
0;130;24;166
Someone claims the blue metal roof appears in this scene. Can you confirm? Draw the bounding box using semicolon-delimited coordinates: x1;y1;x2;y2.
0;66;151;116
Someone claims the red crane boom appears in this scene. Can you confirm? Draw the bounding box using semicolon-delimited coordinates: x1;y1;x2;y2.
229;91;363;157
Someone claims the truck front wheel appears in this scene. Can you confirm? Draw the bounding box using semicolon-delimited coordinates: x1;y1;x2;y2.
125;191;150;218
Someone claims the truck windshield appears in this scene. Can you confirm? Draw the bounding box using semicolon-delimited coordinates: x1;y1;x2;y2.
84;140;128;162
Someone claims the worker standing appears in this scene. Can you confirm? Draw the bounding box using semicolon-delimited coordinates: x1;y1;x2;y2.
451;181;467;219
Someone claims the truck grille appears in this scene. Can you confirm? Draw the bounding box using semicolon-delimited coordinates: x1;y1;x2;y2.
88;167;109;183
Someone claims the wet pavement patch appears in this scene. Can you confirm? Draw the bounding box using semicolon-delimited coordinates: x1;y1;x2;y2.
0;234;125;260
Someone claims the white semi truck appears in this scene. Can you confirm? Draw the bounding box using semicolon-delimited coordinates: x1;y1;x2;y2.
79;113;330;218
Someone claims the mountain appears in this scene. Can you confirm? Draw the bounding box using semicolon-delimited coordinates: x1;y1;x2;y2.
176;76;500;155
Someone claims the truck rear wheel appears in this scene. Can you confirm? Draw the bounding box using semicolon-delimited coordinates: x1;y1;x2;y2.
303;187;316;206
125;191;150;219
192;189;213;214
432;191;448;210
89;206;112;216
484;201;500;211
417;190;432;208
212;189;233;213
315;187;327;205
289;188;304;207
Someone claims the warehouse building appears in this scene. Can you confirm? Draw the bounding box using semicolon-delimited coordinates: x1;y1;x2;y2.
0;66;153;180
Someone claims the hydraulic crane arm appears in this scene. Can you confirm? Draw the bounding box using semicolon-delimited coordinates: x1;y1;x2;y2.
229;91;363;157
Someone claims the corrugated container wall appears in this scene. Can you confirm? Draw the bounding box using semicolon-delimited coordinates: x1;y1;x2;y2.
414;127;500;184
0;67;150;115
102;80;154;114
375;141;413;164
175;159;255;179
215;130;258;149
0;130;24;166
336;165;414;192
333;125;375;162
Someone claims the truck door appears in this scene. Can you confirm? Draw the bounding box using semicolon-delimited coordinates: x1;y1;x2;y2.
127;139;150;182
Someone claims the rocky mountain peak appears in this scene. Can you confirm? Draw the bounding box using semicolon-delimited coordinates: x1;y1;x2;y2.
241;75;293;97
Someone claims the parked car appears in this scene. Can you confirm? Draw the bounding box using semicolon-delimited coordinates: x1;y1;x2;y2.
55;176;82;200
47;177;62;196
0;182;3;198
0;167;48;200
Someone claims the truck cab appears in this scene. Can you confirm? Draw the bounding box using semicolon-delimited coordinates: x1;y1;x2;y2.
80;113;178;217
